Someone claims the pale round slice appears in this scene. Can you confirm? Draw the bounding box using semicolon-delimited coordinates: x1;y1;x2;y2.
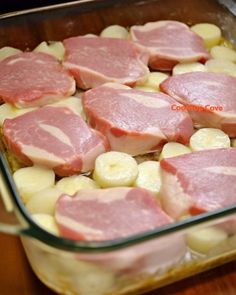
26;187;63;215
50;96;85;118
93;151;138;188
159;142;191;160
32;213;59;235
173;62;206;75
134;161;161;196
190;23;221;48
0;46;22;61
138;72;169;90
210;45;236;62
34;41;65;61
56;175;99;195
100;25;129;39
134;86;156;92
206;59;236;77
0;103;36;126
190;128;230;151
187;227;228;254
13;166;55;203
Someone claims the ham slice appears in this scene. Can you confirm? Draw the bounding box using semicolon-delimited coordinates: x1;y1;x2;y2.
82;83;194;156
63;36;149;89
0;52;75;107
55;187;173;241
130;20;210;70
3;106;108;176
160;72;236;137
160;148;236;219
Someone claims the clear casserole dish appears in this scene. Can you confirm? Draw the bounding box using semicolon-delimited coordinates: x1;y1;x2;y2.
0;0;236;294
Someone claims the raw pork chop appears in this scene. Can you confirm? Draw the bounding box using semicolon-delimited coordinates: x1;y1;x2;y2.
130;21;210;70
3;106;108;176
63;36;149;89
160;148;236;219
82;83;194;155
160;72;236;137
55;187;173;241
0;52;75;108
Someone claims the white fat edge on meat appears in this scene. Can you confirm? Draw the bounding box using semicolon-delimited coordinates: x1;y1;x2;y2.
160;169;192;219
81;140;107;172
204;166;236;176
122;92;170;108
21;145;66;167
6;57;28;65
131;21;188;34
39;123;73;147
57;215;104;237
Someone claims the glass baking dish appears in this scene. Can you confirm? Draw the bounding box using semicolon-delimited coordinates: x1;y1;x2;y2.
0;0;236;294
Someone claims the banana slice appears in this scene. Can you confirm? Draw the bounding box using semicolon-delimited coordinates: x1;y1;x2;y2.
32;213;59;235
93;151;138;188
26;187;63;215
159;142;191;160
13;166;55;203
190;128;230;151
0;103;36;126
205;59;236;77
100;25;129;39
34;41;65;61
173;62;206;75
0;46;22;61
134;86;156;92
210;45;236;62
187;227;228;254
138;72;169;90
134;161;161;196
190;23;221;48
50;96;85;118
56;175;99;195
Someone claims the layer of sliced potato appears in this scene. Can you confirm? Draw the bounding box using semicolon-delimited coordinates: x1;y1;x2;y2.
187;227;228;254
134;86;156;92
206;59;236;77
190;128;230;151
100;25;129;39
93;151;138;188
138;72;169;90
173;62;206;75
32;213;59;235
159;142;191;160
210;45;236;62
56;175;99;195
0;46;22;61
34;41;65;61
13;166;55;203
134;161;161;196
191;23;221;48
50;96;85;118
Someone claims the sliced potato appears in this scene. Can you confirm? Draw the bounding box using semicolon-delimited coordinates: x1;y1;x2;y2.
50;96;85;118
13;166;55;203
93;151;138;188
210;45;236;62
187;227;228;254
220;38;234;49
173;62;206;75
32;213;59;235
0;103;36;126
138;72;169;90
134;161;161;196
134;86;156;92
190;128;230;151
100;25;129;39
0;46;22;61
191;23;221;48
206;59;236;77
34;41;65;61
26;187;63;215
56;175;99;195
232;138;236;147
159;142;191;160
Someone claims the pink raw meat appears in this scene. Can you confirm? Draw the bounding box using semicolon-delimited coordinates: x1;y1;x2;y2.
160;148;236;219
0;52;75;107
63;36;149;89
160;72;236;137
55;187;173;241
82;83;194;155
3;106;108;176
130;20;210;70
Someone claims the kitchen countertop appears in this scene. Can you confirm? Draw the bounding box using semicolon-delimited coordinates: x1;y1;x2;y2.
0;233;236;295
